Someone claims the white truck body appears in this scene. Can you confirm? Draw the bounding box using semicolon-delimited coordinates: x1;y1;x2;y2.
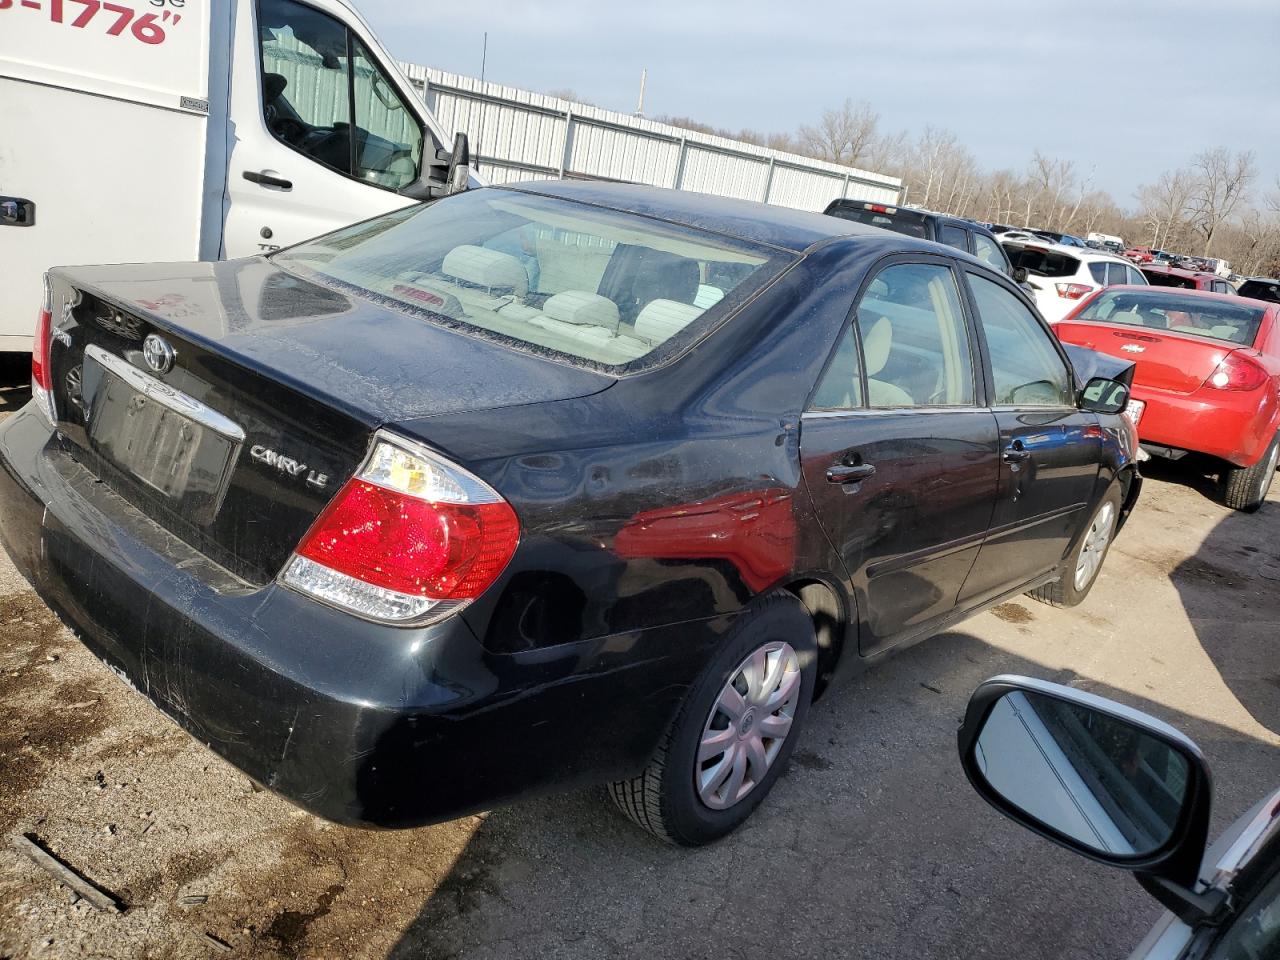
1086;232;1125;253
0;0;475;349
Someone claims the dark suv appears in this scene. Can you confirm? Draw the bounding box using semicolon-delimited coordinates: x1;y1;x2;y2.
1238;277;1280;304
823;199;1015;277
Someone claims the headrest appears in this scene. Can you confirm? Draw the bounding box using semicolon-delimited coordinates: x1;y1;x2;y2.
634;299;704;346
441;245;528;296
694;284;725;309
263;73;288;103
543;290;620;333
862;315;892;376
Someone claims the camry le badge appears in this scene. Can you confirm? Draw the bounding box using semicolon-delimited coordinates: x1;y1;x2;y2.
250;444;328;490
1121;343;1145;353
142;334;177;374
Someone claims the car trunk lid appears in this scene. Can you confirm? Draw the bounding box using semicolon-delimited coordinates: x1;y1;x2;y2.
43;258;613;584
1053;320;1237;395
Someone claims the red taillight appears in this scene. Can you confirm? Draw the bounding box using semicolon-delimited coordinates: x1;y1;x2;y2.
864;203;897;214
1204;352;1268;392
296;480;518;600
31;275;55;422
1055;283;1092;300
281;434;519;624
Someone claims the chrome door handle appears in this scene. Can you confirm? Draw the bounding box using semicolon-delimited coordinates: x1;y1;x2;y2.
826;462;876;484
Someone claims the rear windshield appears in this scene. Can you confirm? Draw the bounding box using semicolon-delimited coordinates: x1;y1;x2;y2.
1142;270;1197;289
1239;279;1280;304
824;205;929;239
273;190;783;372
1007;247;1080;279
1073;290;1264;345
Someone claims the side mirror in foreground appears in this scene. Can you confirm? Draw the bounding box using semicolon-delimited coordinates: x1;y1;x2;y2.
1079;376;1130;414
958;676;1226;924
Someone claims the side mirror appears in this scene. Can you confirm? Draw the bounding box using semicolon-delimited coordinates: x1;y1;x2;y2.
1078;376;1129;414
401;132;473;201
959;676;1220;922
1012;266;1029;284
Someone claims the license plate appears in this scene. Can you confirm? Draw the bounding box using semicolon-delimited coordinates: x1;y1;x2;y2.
82;345;244;525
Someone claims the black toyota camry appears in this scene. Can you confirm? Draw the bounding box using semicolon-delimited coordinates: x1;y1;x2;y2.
0;181;1141;845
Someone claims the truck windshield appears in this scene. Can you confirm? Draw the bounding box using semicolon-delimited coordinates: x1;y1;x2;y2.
273;190;784;371
1074;290;1264;345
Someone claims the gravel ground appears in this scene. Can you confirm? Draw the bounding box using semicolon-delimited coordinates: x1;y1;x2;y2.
0;382;1278;959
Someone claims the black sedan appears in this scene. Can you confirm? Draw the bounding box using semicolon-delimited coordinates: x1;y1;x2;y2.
1;181;1141;845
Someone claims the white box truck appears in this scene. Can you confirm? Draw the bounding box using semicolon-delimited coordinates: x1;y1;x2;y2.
0;0;478;350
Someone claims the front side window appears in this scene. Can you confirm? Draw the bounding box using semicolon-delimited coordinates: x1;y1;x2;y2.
274;190;781;370
855;262;975;407
969;273;1074;406
258;0;424;190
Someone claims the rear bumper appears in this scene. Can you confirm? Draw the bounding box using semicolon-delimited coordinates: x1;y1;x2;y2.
0;406;713;826
1133;383;1276;468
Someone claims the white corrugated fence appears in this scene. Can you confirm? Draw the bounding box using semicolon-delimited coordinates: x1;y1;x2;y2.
398;65;902;212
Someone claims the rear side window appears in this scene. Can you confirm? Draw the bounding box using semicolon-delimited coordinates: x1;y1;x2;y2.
1107;263;1131;286
1008;247;1080;279
938;225;969;251
1126;266;1147;285
972;233;1009;271
1088;263;1108;284
856;263;975;407
968;274;1074;407
811;325;864;411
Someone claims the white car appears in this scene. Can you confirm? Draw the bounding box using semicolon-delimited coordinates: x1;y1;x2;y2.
1003;241;1149;323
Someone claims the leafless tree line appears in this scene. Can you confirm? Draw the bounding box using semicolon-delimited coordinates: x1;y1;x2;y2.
657;98;1278;277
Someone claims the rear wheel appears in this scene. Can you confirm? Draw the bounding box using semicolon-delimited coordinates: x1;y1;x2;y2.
1028;484;1122;608
609;593;817;845
1221;434;1279;513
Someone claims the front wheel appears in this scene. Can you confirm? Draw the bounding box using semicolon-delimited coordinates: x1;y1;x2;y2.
1028;484;1123;608
609;593;817;845
1221;433;1279;512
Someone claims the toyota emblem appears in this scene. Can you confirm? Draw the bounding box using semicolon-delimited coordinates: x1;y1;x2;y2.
142;334;177;374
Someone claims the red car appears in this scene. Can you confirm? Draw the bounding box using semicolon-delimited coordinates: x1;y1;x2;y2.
1139;263;1236;294
1123;246;1155;264
1053;286;1280;511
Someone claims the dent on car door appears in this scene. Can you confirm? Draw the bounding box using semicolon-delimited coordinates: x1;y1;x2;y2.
957;271;1102;606
799;259;1001;656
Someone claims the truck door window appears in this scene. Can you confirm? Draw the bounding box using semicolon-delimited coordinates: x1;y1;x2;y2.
351;39;424;190
258;0;352;177
257;0;423;191
938;225;968;252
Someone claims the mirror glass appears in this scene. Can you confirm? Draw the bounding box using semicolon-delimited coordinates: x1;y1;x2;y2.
1080;376;1129;414
974;691;1190;857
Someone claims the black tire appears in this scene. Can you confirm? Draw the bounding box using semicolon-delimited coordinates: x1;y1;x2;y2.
1028;484;1124;608
1221;433;1279;513
609;593;818;846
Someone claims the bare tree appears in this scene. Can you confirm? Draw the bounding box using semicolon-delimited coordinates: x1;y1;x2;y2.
1188;148;1256;255
796;98;880;167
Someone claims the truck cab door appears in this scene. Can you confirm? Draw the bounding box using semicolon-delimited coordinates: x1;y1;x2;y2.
223;0;445;257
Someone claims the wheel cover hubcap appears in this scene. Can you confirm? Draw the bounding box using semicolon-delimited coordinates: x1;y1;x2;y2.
695;641;801;811
1074;500;1116;591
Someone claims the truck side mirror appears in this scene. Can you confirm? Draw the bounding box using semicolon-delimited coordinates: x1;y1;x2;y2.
401;132;473;201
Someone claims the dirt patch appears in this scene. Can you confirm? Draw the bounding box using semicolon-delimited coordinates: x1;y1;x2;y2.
790;749;832;771
1173;558;1245;589
991;603;1034;625
0;593;114;831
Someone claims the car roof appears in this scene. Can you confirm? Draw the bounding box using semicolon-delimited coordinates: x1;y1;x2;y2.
1140;264;1216;280
502;180;881;253
1004;240;1128;263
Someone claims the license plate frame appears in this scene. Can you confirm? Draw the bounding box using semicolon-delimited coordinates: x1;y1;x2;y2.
81;345;245;526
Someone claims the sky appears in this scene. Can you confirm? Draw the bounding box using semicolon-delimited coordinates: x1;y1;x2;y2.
360;0;1280;208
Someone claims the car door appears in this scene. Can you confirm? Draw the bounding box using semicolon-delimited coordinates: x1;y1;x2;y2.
799;257;1001;655
957;270;1102;606
223;0;435;257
